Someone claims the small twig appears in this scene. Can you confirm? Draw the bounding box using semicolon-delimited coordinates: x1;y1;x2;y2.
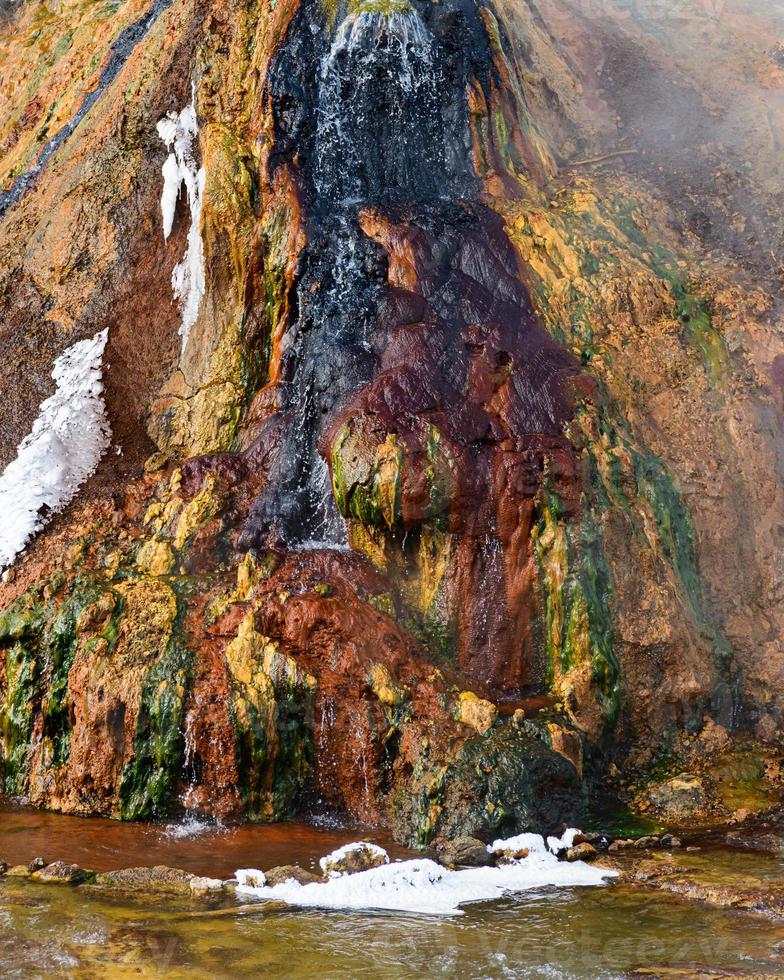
162;900;289;922
569;149;639;167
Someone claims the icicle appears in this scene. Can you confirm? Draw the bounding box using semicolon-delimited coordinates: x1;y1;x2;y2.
157;91;205;352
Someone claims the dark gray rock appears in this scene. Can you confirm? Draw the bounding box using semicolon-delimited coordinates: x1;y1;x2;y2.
437;837;494;868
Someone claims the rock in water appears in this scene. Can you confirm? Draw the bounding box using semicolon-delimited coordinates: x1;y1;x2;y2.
320;844;390;877
189;876;225;895
94;867;194;895
725;832;784;854
264;865;322;886
33;862;90;884
6;866;31;878
437;837;495;869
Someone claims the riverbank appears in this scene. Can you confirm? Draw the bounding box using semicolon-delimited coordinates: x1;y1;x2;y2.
2;800;784;976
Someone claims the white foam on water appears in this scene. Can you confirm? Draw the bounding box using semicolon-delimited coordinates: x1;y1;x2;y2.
547;828;581;854
157;92;205;352
236;831;616;916
161;816;227;841
488;831;550;855
0;330;111;570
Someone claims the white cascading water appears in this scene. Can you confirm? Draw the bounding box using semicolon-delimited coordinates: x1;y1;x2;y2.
289;5;439;551
313;5;440;205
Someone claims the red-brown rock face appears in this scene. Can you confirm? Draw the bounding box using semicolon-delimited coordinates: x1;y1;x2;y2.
328;205;588;692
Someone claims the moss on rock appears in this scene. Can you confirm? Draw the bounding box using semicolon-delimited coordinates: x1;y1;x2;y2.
225;612;317;821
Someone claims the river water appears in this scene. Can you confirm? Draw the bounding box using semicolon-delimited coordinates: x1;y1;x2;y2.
2;800;784;978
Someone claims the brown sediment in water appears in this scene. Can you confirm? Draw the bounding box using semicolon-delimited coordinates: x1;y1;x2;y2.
0;799;413;879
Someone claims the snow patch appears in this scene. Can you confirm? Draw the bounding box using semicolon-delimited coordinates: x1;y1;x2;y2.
488;831;548;855
0;330;111;570
319;841;389;876
236;869;267;889
547;828;581;854
236;831;616;916
157;93;205;352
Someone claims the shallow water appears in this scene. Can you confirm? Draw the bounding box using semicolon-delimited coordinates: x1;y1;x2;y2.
2;875;784;978
0;799;410;877
2;801;784;977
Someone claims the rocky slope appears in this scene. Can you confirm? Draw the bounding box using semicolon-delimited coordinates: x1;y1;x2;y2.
0;0;782;845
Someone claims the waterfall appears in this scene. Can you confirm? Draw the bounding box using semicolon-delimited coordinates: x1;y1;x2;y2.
249;1;462;551
179;703;199;813
313;4;442;207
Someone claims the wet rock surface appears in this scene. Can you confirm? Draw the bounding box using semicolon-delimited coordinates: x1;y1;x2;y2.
619;854;784;921
32;861;90;884
94;865;195;894
435;836;494;869
725;831;784;854
565;843;597;862
264;864;322;886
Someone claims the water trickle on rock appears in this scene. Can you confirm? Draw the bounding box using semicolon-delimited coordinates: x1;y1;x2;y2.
314;4;445;207
243;0;479;550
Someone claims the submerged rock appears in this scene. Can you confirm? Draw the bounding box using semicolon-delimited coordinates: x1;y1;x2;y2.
624;855;784;920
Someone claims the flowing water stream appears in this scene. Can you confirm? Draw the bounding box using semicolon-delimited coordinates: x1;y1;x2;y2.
2;800;784;977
